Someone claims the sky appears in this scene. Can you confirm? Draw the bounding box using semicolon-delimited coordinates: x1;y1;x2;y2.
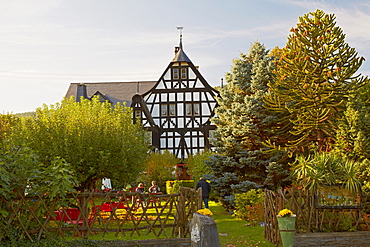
1;0;370;114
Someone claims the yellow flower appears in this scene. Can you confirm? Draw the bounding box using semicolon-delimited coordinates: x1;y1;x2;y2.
278;209;294;217
197;208;213;217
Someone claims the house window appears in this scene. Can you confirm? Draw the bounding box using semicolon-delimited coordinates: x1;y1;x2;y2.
181;68;187;79
186;103;200;116
169;104;176;116
173;69;179;79
186;103;192;116
161;104;168;116
193;103;200;115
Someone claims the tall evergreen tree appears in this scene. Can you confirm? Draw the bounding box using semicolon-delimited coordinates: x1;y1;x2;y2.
334;81;370;161
208;42;286;209
265;9;367;155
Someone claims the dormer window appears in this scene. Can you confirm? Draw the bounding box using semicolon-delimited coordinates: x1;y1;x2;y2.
173;69;179;79
181;68;187;79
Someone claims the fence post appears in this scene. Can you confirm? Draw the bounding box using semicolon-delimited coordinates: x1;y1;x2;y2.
176;187;186;237
196;187;202;210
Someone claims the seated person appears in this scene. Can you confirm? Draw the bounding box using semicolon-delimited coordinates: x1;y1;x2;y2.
135;183;145;193
148;181;160;194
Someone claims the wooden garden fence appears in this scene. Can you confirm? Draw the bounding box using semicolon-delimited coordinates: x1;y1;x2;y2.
0;187;202;242
264;187;370;244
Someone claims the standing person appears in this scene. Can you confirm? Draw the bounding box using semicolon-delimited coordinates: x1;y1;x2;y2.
196;177;211;208
148;181;160;194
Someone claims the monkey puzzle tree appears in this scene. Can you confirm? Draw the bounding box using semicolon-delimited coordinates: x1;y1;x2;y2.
265;9;367;155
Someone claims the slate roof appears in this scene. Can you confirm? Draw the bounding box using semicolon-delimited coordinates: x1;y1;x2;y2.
65;81;156;106
171;35;191;63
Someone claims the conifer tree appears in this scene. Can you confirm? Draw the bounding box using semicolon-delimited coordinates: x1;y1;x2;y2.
334;81;370;161
208;42;287;209
265;9;367;155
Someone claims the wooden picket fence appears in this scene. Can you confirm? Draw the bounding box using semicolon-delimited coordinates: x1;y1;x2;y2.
0;187;202;242
264;187;370;244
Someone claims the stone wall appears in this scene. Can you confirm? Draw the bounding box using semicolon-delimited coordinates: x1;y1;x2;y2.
294;231;370;247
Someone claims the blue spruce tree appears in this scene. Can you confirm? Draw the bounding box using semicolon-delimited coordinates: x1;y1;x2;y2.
208;42;289;209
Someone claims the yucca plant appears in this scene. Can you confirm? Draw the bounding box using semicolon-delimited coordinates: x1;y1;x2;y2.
291;152;362;193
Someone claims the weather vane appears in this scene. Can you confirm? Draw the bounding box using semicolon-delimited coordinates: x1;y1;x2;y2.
176;26;183;36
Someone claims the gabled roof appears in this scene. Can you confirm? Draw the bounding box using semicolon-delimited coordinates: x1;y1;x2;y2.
65;81;156;105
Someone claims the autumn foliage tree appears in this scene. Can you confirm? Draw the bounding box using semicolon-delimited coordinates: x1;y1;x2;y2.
185;149;213;183
265;9;367;155
141;150;179;191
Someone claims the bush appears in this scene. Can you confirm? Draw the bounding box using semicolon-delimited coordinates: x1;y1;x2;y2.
166;180;194;194
234;189;264;225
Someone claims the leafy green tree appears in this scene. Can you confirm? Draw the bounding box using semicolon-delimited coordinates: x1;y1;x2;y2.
13;97;150;191
208;41;285;209
0;143;77;241
0;114;19;143
334;82;370;161
185;149;213;183
332;82;370;193
140;150;179;192
265;9;367;155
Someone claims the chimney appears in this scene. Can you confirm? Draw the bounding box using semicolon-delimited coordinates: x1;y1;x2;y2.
76;84;88;102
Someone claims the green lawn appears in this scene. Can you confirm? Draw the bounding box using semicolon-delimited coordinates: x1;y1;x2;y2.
211;201;275;247
65;200;276;247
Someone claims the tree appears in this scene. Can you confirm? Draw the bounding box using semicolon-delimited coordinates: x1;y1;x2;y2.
13;97;150;191
185;149;213;183
208;41;285;209
140;150;179;192
0;114;19;143
265;9;367;155
334;82;370;161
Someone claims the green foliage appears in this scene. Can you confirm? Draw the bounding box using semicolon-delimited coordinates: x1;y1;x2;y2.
13;97;150;191
358;159;370;193
141;150;179;191
234;189;264;225
334;81;370;161
166;180;194;194
27;157;77;200
265;9;367;155
0;114;19;143
0;143;77;241
291;152;362;193
208;41;286;209
0;144;40;200
185;149;213;183
264;162;291;189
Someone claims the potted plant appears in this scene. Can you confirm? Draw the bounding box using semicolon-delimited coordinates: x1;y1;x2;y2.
277;208;296;247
